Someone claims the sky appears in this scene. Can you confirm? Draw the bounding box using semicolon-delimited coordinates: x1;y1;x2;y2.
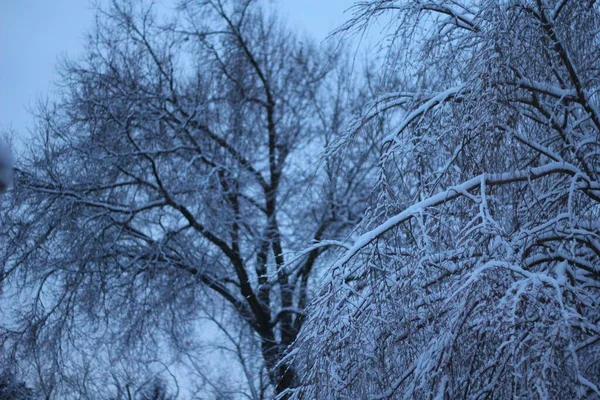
0;0;357;147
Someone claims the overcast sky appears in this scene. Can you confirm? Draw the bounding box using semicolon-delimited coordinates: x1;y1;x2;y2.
0;0;356;146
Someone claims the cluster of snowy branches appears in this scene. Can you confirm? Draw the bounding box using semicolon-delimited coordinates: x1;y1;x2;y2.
292;0;600;399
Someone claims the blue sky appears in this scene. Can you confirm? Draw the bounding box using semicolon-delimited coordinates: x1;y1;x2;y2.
0;0;355;145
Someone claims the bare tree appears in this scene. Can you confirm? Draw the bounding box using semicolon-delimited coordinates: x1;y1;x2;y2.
0;0;377;398
293;0;600;399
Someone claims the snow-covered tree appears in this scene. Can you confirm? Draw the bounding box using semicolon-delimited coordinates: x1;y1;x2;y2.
0;0;378;398
292;1;600;398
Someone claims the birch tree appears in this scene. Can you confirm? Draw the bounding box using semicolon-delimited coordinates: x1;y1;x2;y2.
293;1;600;398
0;0;377;398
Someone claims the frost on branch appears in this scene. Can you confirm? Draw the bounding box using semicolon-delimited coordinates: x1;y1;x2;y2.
292;1;600;399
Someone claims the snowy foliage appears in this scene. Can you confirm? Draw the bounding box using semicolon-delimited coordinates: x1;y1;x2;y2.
292;1;600;399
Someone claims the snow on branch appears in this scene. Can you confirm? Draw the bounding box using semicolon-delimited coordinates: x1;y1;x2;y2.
333;161;588;271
